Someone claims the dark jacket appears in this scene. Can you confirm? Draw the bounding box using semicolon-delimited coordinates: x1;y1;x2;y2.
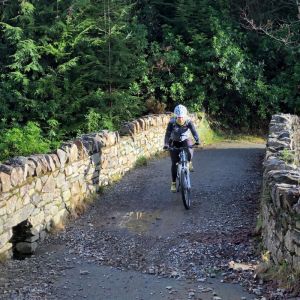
164;117;200;145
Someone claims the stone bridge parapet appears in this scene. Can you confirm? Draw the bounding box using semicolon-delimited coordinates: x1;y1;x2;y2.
263;114;300;271
0;113;200;259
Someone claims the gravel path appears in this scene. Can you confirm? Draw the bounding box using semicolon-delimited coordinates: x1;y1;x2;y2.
0;142;295;300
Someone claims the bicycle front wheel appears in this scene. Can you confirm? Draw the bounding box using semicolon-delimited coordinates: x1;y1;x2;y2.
180;169;191;209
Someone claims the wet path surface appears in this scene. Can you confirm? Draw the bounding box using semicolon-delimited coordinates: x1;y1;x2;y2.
0;142;277;300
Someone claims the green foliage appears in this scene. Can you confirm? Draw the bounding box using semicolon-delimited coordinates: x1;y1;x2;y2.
0;0;299;159
135;155;148;167
196;114;222;145
0;122;51;161
46;119;63;149
279;149;295;165
85;109;102;133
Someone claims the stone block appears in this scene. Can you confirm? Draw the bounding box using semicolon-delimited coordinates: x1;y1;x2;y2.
35;156;49;174
62;190;71;202
85;171;99;182
52;210;68;227
45;155;56;171
284;230;295;252
30;224;44;236
31;194;41;206
15;195;24;211
87;185;97;193
40;175;48;185
74;140;87;159
267;138;290;151
277;131;290;139
65;165;73;177
56;149;67;167
81;182;87;194
4;204;35;229
71;181;81;195
50;154;61;169
106;132;119;146
276;247;284;263
119;123;132;136
292;255;300;272
10;167;24;187
45;204;59;217
0;230;12;248
293;199;300;214
77;164;86;175
39;193;53;206
0;243;12;261
85;165;96;176
16;241;38;254
61;182;70;192
91;153;101;165
28;211;45;227
27;157;39;176
69;174;84;183
0;172;12;192
69;144;79;163
34;178;42;192
6;195;18;214
137;118;145;131
42;175;56;193
25;234;39;243
20;184;30;198
0;206;6;217
263;158;288;173
292;229;300;245
269;170;300;185
39;230;46;241
27;186;35;197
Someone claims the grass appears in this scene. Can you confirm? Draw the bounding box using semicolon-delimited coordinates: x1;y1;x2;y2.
221;134;266;144
197;114;266;145
135;155;148;167
279;148;295;164
197;115;223;145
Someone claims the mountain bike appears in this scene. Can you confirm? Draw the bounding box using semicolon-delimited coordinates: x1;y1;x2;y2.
167;145;197;209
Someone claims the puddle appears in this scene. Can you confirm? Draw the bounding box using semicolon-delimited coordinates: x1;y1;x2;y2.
119;211;161;233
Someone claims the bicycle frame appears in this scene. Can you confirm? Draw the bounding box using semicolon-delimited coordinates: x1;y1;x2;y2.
176;148;191;191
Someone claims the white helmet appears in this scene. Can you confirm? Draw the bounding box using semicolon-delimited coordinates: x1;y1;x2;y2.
174;104;187;118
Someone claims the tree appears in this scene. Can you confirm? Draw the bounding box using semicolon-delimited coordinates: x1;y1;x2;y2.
238;0;300;47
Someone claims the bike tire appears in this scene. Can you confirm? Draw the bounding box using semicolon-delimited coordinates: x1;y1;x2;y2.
180;169;191;209
176;175;180;192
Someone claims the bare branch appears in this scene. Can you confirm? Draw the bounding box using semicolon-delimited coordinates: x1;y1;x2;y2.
240;0;300;47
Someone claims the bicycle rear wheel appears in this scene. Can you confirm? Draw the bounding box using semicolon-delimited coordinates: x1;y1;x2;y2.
180;169;191;209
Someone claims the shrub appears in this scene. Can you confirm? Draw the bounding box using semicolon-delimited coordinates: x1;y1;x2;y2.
0;121;51;161
135;156;148;167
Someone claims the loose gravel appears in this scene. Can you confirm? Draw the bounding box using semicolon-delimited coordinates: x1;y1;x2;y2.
0;142;298;300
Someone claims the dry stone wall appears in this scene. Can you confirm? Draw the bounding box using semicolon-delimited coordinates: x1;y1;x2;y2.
262;114;300;272
0;113;200;260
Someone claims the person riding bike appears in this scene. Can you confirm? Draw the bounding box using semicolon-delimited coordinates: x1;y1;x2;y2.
163;104;200;192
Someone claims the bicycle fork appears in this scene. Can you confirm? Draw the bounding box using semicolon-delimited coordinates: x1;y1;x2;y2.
177;163;191;190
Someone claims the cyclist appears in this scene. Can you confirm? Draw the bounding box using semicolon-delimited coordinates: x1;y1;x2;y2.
163;104;200;192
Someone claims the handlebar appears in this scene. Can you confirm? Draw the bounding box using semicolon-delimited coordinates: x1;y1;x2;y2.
164;144;200;151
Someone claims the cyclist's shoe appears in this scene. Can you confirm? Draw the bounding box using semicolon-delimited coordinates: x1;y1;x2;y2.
189;161;194;172
170;182;176;193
